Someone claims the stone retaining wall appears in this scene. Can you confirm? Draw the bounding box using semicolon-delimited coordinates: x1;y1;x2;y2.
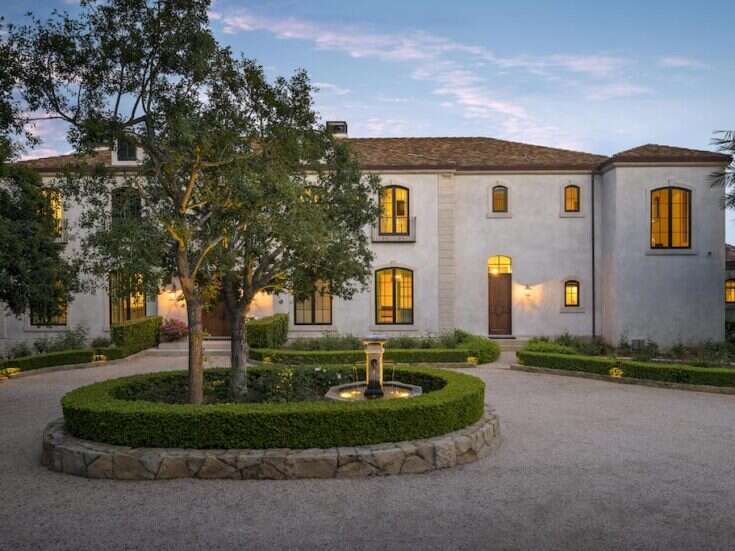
41;412;500;480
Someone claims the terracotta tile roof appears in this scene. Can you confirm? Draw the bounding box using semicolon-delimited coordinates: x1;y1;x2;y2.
344;137;607;171
17;149;113;172
600;144;731;169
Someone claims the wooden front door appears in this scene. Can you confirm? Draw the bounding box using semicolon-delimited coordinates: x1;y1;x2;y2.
488;273;512;335
202;300;230;337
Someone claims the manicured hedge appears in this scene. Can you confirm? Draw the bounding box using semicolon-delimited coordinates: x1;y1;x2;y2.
0;349;95;374
246;314;289;349
461;335;501;364
111;316;162;356
517;350;735;387
61;366;485;449
250;348;474;364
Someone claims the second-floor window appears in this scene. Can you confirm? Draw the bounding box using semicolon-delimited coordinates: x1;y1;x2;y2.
111;187;142;226
564;280;580;307
294;281;332;325
42;189;64;239
492;185;508;213
564;185;580;212
726;279;735;304
379;185;409;235
651;187;691;249
117;137;137;162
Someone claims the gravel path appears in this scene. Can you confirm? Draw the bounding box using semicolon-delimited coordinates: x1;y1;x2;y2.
2;351;735;551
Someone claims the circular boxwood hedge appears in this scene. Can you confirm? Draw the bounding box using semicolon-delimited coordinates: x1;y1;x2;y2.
61;366;485;449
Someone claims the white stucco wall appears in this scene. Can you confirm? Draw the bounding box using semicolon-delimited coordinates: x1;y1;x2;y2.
599;165;725;346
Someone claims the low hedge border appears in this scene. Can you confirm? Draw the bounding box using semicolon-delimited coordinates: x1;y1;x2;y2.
516;350;735;388
111;316;162;356
246;314;289;348
61;366;486;449
250;348;473;365
0;349;96;375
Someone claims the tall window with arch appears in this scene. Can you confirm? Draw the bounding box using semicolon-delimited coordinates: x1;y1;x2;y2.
564;185;580;212
651;187;691;249
564;280;580;307
492;185;508;213
379;185;410;235
375;268;413;324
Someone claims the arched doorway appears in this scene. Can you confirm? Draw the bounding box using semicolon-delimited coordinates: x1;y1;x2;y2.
488;255;512;335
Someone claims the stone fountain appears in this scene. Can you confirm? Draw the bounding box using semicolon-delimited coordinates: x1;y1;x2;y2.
325;337;422;401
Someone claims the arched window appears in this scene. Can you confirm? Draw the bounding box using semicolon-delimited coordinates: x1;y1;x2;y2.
375;268;413;324
651;187;691;249
726;279;735;304
564;280;580;307
564;185;580;212
379;186;410;235
488;255;512;275
492;185;508;213
295;281;332;325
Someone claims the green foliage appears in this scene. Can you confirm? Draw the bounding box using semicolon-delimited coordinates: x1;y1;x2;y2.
0;349;95;373
7;341;32;359
284;335;363;351
91;336;112;348
33;326;88;354
160;318;188;342
524;339;577;355
517;351;735;387
110;316;161;356
250;348;474;364
461;335;501;364
61;366;485;449
246;314;289;349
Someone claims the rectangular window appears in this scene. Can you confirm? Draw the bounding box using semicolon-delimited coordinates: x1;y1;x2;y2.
376;268;414;324
379;186;410;235
42;189;64;239
651;187;690;249
564;186;580;212
109;272;146;325
564;281;580;307
117;137;137;162
492;186;508;213
294;281;332;325
30;302;68;326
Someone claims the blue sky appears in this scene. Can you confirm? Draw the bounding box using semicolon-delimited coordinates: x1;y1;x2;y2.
5;0;735;233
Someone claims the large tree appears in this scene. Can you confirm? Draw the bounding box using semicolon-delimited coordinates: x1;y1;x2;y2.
11;0;242;402
210;70;380;396
712;131;735;207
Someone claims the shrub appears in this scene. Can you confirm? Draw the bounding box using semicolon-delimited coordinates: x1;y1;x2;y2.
460;335;500;364
524;340;576;355
250;348;474;364
284;334;362;351
91;336;112;348
61;366;485;449
246;314;288;349
8;341;32;359
160;318;189;342
0;349;95;373
111;316;162;356
516;351;735;388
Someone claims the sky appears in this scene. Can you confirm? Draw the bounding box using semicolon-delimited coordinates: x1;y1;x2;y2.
4;0;735;234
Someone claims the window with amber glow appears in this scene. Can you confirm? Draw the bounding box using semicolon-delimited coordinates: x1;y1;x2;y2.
651;187;690;249
492;186;508;213
564;185;580;212
379;186;409;234
42;189;64;238
564;280;580;307
295;281;332;325
30;301;68;326
376;268;413;324
109;272;146;325
488;255;512;275
726;280;735;304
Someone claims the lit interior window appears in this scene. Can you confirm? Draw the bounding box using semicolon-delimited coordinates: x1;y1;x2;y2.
564;185;580;212
488;255;512;276
376;268;413;324
726;279;735;304
379;186;410;235
110;272;146;325
42;189;64;238
492;186;508;213
564;280;580;307
651;187;690;249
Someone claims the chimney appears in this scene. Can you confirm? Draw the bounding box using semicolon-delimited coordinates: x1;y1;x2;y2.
326;120;348;139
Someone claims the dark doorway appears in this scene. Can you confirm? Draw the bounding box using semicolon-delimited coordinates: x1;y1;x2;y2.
202;301;230;337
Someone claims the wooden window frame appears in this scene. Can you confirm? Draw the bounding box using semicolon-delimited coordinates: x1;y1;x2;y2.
492;185;508;213
650;187;692;250
375;267;414;325
564;185;580;213
117;137;137;162
564;280;580;308
109;272;147;326
294;285;333;326
30;303;68;327
378;185;411;236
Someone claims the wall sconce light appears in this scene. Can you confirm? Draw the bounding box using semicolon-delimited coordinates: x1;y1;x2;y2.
524;285;532;297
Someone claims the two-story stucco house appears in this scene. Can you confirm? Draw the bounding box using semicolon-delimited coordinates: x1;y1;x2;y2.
1;123;731;352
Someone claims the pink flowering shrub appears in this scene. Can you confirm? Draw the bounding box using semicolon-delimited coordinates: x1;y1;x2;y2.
160;318;189;342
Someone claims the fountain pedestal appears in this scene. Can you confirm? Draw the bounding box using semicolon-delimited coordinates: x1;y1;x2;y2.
363;339;386;399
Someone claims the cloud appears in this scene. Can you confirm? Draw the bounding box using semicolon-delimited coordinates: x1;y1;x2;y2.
363;118;411;137
313;82;351;96
659;56;707;69
586;83;652;101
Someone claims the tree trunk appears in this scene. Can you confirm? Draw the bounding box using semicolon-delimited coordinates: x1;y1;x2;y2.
186;295;205;404
229;306;249;399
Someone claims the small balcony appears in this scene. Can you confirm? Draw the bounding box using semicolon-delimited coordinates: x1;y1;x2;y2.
371;216;416;243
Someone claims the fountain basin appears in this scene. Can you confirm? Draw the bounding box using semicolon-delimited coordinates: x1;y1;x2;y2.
325;381;423;401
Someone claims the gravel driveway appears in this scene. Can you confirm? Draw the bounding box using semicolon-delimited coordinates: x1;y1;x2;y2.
2;352;735;551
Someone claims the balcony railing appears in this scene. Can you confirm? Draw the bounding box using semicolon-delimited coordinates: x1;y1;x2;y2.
371;216;416;243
